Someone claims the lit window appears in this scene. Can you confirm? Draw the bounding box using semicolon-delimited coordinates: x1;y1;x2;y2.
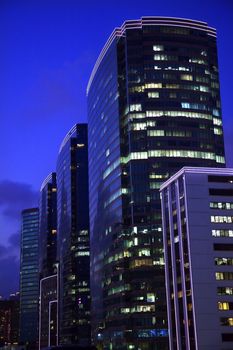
145;110;212;120
220;318;233;326
147;130;165;137
214;128;223;135
210;202;233;210
189;58;207;65
217;287;233;296
153;45;164;51
148;149;215;160
129;113;146;120
145;83;162;89
215;258;233;266
216;272;233;280
154;54;177;61
148;92;159;98
131;123;147;131
218;302;233;311
129;86;145;93
213;118;222;125
181;102;208;111
75;251;90;257
130;104;142;112
213;109;220;117
212;230;233;238
216;155;225;163
201;50;207;56
147;293;155;302
165;84;179;89
130;259;153;268
138;249;151;257
180;74;193;81
150;182;161;189
200;85;209;92
211;216;233;223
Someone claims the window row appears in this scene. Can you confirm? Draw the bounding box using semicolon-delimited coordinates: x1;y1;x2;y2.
215;258;233;266
211;216;233;223
216;272;233;280
210;202;233;210
218;302;233;311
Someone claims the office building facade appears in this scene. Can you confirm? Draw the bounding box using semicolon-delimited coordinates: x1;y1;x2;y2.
87;17;225;349
160;167;233;350
19;208;39;348
39;173;58;349
56;124;91;345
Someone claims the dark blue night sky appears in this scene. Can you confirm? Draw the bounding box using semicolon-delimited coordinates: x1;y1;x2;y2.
0;0;232;297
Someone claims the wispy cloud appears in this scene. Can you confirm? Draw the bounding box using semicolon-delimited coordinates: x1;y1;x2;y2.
0;180;38;297
0;179;38;220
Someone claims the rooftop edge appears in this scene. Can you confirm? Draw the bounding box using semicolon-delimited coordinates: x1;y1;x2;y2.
87;16;217;95
160;167;233;191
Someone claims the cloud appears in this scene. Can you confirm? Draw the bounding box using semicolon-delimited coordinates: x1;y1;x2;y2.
0;180;38;298
0;179;38;220
0;244;7;258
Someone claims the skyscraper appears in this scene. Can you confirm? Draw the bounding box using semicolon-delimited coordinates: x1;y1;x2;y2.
87;17;225;349
39;173;58;349
160;167;233;349
56;124;91;345
39;172;57;278
19;208;39;348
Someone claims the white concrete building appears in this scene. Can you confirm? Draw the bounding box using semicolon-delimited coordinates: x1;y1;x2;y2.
160;167;233;350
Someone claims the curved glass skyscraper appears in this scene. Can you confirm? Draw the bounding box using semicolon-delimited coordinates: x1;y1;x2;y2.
87;17;225;349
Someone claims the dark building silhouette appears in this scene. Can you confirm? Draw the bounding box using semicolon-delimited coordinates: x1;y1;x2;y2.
39;173;58;349
19;208;39;348
87;17;225;349
0;298;19;346
56;124;91;346
39;274;58;349
39;172;57;278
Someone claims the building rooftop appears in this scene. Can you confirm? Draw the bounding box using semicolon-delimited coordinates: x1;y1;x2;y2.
160;166;233;191
87;16;216;95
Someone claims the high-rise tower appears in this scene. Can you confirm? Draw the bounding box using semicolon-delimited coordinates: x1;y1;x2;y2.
39;172;57;278
87;17;225;349
39;173;58;349
56;124;91;345
19;208;39;348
